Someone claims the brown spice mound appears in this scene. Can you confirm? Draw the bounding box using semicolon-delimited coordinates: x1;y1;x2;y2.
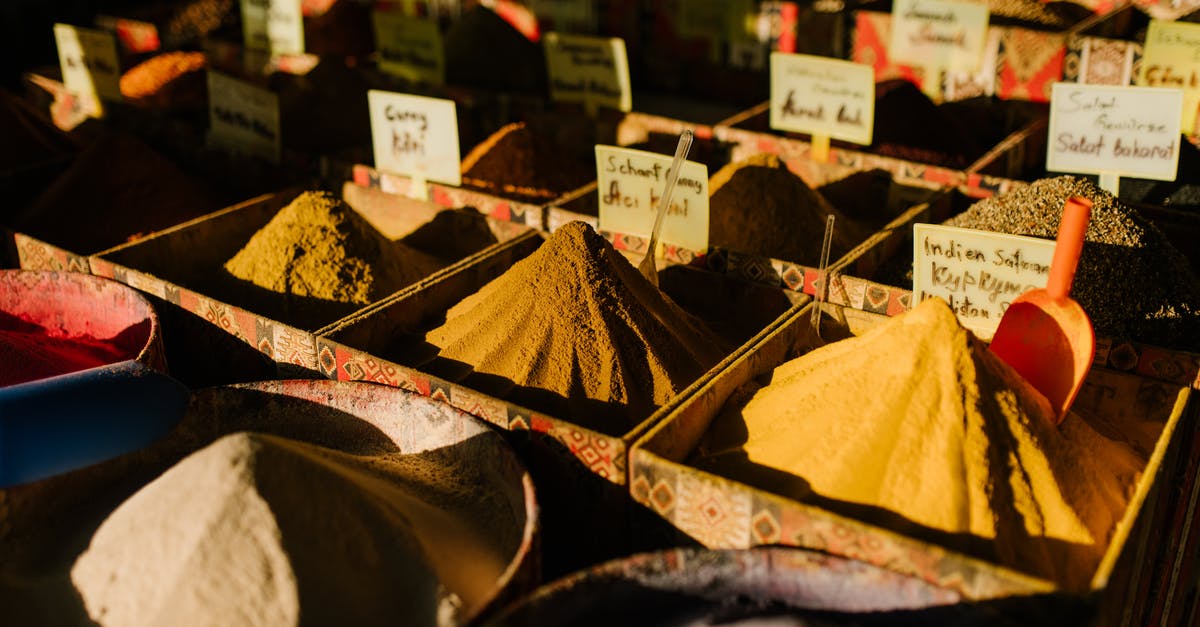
872;79;983;169
423;221;727;433
708;153;870;264
223;191;445;328
71;431;513;625
119;51;207;107
11;132;220;254
445;5;546;94
945;176;1200;350
0;91;75;171
698;298;1142;588
460;122;596;203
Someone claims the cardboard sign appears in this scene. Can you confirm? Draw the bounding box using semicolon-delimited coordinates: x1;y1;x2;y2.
54;24;121;116
207;71;281;163
912;224;1056;341
1047;82;1183;181
529;0;596;33
889;0;989;73
1137;19;1200;135
769;52;875;145
544;33;632;112
372;11;444;85
595;145;709;252
368;90;461;186
241;0;305;55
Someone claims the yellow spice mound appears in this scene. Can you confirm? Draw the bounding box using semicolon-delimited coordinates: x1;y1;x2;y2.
424;221;726;433
702;297;1143;587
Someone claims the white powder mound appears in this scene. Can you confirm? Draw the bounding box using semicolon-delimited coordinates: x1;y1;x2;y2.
68;431;484;626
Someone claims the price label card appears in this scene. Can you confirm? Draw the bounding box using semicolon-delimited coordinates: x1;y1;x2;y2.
544;33;632;112
368;90;461;186
769;52;875;145
372;11;444;85
595;145;709;252
1137;19;1200;135
207;71;281;163
241;0;305;55
889;0;989;73
54;24;121;115
912;224;1056;341
530;0;597;33
1047;82;1183;181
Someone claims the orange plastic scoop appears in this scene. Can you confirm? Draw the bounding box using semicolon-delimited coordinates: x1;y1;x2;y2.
989;195;1094;424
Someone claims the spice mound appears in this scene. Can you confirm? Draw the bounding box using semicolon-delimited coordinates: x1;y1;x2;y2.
0;313;128;386
872;79;983;169
945;175;1200;350
11;132;220;254
708;153;869;264
71;431;513;626
461;121;596;203
119;51;207;107
223;191;445;328
698;298;1143;587
445;5;546;94
423;221;726;433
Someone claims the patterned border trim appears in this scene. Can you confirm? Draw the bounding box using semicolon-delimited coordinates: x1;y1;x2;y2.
11;233;91;274
88;258;320;373
628;454;1053;600
315;338;628;483
352;165;547;230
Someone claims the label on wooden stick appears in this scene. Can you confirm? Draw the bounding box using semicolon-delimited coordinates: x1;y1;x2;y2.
595;145;709;252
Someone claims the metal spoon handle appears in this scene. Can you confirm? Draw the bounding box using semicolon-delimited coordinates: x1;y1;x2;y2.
638;128;694;285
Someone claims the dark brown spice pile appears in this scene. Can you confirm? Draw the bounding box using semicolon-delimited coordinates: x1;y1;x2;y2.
10;131;220;254
460;121;596;203
946;176;1200;350
445;5;546;94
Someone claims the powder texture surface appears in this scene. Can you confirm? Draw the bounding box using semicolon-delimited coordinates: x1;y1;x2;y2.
461;121;596;203
945;175;1200;350
11;132;220;253
0;313;127;386
445;5;546;94
119;51;207;107
872;79;983;169
698;298;1143;588
422;222;726;434
223;191;445;328
71;431;516;626
708;153;870;264
0;91;75;171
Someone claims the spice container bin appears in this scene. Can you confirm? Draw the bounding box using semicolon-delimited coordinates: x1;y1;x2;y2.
0;378;538;626
88;185;535;377
314;222;817;578
486;546;966;626
628;295;1194;624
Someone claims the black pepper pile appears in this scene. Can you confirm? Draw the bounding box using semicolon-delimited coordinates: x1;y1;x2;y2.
945;176;1200;350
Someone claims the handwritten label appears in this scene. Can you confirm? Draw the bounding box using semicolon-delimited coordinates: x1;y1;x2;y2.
54;24;121;116
529;0;596;33
544;33;632;112
912;224;1056;341
769;53;875;145
368;90;460;186
595;145;709;252
1047;83;1183;181
372;11;444;85
207;71;281;163
241;0;305;55
889;0;989;73
1137;19;1200;135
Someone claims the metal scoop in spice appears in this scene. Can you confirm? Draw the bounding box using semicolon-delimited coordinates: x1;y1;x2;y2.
989;195;1095;423
638;128;694;286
